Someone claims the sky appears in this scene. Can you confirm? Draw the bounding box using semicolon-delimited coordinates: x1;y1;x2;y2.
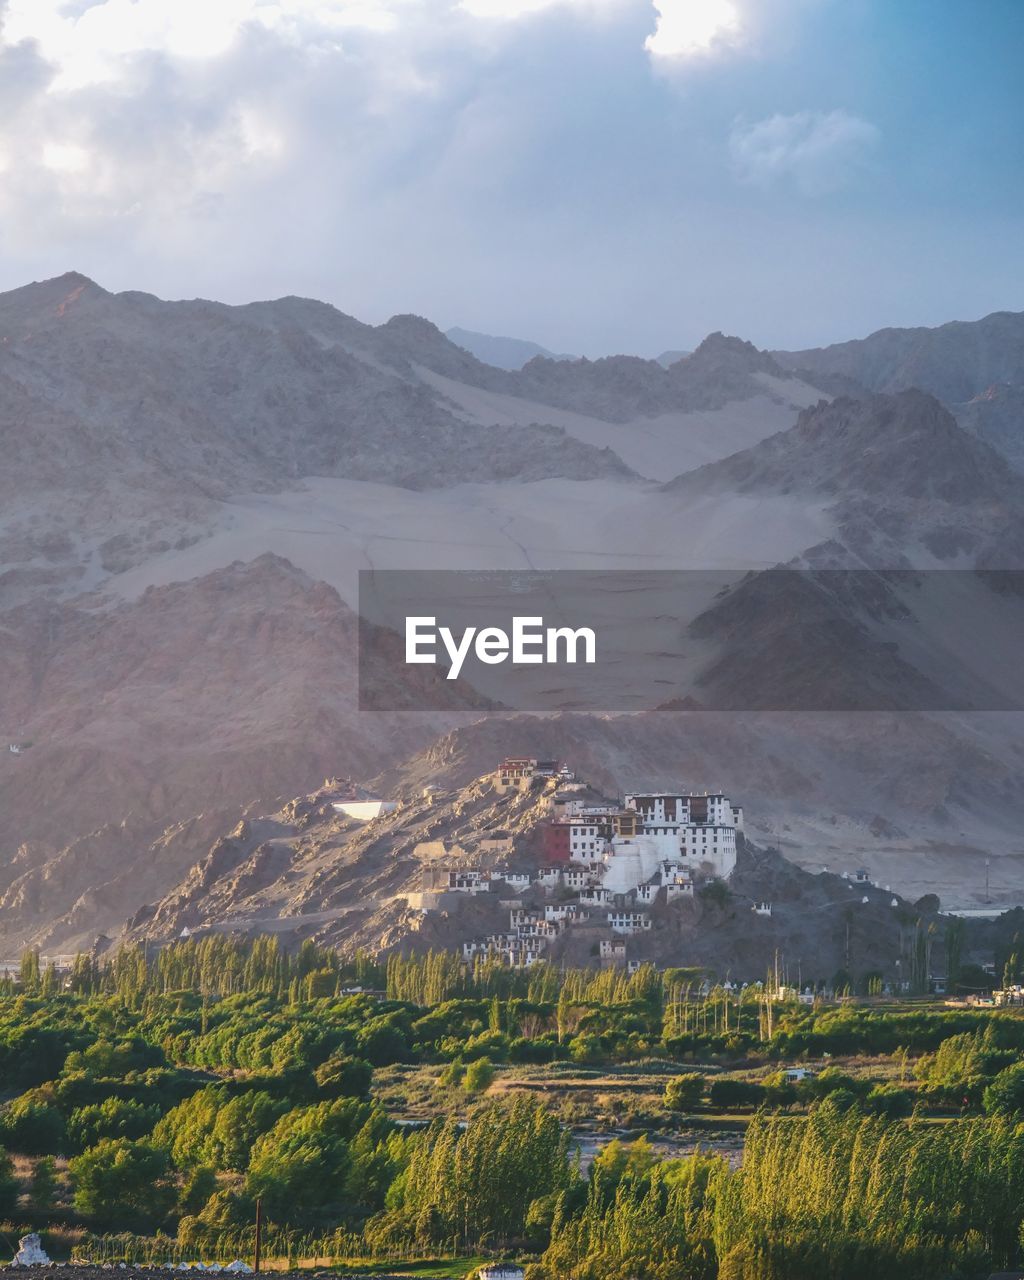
0;0;1021;355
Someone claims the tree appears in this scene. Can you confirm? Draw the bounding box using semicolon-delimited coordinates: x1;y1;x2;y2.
31;1156;58;1210
709;1079;764;1109
244;1097;383;1223
70;1138;177;1227
984;1062;1024;1117
664;1073;705;1111
314;1054;373;1099
0;1148;18;1217
463;1057;495;1094
380;1096;575;1247
355;1014;410;1067
0;1096;68;1154
68;1097;161;1152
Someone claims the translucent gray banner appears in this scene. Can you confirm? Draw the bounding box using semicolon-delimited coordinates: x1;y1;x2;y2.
357;568;1024;711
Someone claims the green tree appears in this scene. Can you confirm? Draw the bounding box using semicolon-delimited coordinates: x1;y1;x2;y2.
0;1148;19;1217
463;1057;495;1094
31;1156;58;1210
984;1062;1024;1117
314;1054;373;1099
0;1096;68;1154
68;1097;161;1152
70;1138;177;1227
664;1073;705;1111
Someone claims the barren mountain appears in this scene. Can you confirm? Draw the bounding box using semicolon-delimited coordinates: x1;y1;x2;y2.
774;309;1024;406
55;704;1024;958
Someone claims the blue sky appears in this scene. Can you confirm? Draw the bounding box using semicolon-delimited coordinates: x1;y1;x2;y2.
0;0;1021;354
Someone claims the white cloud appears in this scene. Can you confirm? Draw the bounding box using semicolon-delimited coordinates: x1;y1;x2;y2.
1;0;415;90
729;108;880;196
458;0;566;18
645;0;741;59
42;141;90;172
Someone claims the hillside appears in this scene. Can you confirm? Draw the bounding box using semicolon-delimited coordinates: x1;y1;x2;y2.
0;555;481;952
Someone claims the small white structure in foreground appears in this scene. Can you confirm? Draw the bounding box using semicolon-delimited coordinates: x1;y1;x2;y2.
12;1234;50;1266
477;1265;526;1280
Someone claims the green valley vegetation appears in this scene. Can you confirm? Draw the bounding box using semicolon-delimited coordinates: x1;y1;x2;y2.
1;937;1024;1276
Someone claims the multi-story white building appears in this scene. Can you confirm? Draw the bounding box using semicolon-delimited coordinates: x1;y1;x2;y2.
679;823;737;878
608;910;652;935
567;821;610;862
624;791;743;833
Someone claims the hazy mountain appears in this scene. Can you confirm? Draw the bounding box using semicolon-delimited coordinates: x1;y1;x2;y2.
445;326;575;370
479;332;805;423
774;309;1024;406
668;390;1022;505
0;274;630;504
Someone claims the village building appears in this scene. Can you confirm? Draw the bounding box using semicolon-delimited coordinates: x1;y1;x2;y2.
496;757;567;791
607;910;652;935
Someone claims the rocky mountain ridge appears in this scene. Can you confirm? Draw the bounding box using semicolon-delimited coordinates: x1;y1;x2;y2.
774;308;1024;406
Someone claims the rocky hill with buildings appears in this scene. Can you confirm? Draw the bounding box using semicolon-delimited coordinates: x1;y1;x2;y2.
122;758;957;990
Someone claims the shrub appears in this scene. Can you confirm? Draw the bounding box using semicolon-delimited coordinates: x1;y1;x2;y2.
463;1057;495;1094
709;1079;765;1109
664;1073;705;1111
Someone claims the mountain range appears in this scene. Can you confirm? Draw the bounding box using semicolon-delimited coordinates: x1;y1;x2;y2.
2;273;1023;955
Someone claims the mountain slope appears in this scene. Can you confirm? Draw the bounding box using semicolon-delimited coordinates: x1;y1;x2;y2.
956;382;1024;473
774;309;1024;405
664;391;1024;567
0;273;632;503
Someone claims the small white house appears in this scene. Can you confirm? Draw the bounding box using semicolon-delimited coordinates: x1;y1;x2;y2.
607;911;652;935
477;1265;525;1280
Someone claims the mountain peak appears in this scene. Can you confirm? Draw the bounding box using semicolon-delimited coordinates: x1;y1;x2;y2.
380;312;446;341
692;331;762;359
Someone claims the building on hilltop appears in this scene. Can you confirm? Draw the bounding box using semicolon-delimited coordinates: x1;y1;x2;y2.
496;757;569;791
